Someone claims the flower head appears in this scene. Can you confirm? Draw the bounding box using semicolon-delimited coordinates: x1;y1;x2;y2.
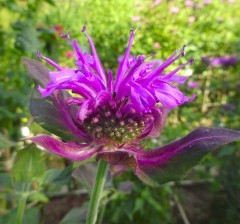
23;27;240;186
202;55;238;67
187;81;200;89
210;55;238;67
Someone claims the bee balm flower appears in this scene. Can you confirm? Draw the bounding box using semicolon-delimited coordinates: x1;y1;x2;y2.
23;27;240;186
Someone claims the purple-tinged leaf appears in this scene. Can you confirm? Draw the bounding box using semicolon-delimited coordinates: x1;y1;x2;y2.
72;163;97;193
135;127;240;187
22;57;50;86
30;89;88;141
72;163;112;193
118;181;134;194
28;135;99;161
23;58;88;141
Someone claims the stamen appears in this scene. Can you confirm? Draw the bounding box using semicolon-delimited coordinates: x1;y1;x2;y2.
119;128;125;133
115;132;121;137
130;108;136;114
104;111;111;117
81;25;86;33
60;30;71;40
116;111;122;118
189;58;194;64
133;122;138;127
37;51;63;71
109;132;115;137
120;121;125;126
92;117;99;123
128;118;134;124
95;126;102;132
110;118;116;124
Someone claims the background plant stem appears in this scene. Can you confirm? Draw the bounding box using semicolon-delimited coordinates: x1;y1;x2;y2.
17;195;27;224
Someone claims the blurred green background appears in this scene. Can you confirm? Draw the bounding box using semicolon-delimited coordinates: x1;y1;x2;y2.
0;0;240;223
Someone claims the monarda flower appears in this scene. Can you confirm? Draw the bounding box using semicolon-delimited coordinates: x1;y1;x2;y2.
202;55;238;67
23;27;240;187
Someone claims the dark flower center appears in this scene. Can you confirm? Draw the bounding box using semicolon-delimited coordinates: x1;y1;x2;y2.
82;106;145;144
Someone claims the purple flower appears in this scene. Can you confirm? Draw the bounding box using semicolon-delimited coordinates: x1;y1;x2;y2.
170;7;180;14
152;0;162;8
23;28;240;186
203;0;211;5
131;16;141;22
202;56;211;64
185;0;194;7
187;81;200;89
210;56;238;67
202;56;238;67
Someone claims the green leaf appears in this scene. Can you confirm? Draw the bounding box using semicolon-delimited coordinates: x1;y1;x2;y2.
40;166;74;186
0;133;14;150
0;208;18;224
60;206;88;224
0;173;12;189
22;207;40;224
40;168;62;185
44;0;56;6
12;145;45;183
0;206;39;224
52;165;73;185
12;22;42;53
28;192;49;203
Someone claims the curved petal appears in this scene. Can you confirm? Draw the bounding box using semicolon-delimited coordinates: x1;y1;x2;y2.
115;30;135;90
154;82;196;109
148;107;169;137
160;74;188;84
85;33;107;85
95;90;112;108
49;69;76;85
134;127;240;186
28;135;99;161
77;98;94;122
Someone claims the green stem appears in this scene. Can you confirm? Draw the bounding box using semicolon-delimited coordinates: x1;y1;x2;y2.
86;159;109;224
17;195;27;224
17;183;30;224
97;202;106;224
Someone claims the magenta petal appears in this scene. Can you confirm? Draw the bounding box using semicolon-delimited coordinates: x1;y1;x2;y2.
135;127;240;186
85;33;107;85
95;90;112;108
161;74;188;84
148;107;169;137
77;98;94;122
49;69;76;85
115;30;135;89
28;135;99;161
154;82;194;109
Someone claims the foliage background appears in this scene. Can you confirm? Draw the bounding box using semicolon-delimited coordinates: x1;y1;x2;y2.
0;0;240;223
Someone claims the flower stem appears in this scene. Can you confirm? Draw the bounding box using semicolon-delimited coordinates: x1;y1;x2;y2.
17;195;27;224
86;159;109;224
